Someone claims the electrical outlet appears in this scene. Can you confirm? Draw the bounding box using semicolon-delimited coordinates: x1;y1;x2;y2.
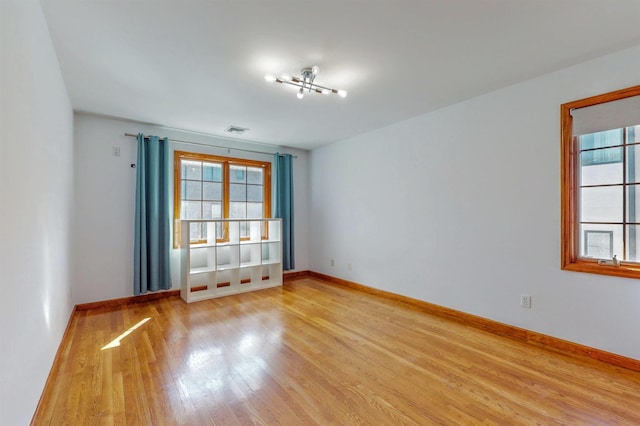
330;259;335;267
521;294;532;309
112;147;121;157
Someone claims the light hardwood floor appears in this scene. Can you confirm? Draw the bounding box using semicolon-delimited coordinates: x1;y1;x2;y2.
34;277;640;425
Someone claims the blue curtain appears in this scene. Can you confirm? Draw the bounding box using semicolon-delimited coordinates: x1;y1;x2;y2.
134;133;171;295
273;153;295;270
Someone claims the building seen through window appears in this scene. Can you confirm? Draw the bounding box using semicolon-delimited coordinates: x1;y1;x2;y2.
578;126;640;261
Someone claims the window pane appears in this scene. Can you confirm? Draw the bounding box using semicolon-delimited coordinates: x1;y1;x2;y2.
247;167;263;184
580;146;623;168
580;149;623;186
203;223;211;241
182;201;202;219
212;202;222;218
580;186;623;223
579;129;623;151
626;185;640;223
203;182;222;201
580;225;621;259
182;160;201;180
203;163;222;182
628;126;640;143
202;201;222;219
214;221;226;240
247;184;263;202
626;225;640;261
626;145;640;184
183;180;201;200
240;221;249;237
230;165;246;183
229;202;246;218
247;202;263;218
230;183;246;201
189;222;203;242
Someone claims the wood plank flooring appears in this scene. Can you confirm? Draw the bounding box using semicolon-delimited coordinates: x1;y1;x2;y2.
34;277;640;425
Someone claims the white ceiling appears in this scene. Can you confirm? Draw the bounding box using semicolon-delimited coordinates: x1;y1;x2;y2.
42;0;640;150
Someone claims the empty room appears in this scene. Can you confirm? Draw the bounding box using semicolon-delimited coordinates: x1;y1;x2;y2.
4;0;640;424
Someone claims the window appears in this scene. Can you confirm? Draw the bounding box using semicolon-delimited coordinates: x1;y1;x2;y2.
174;151;271;247
561;85;640;278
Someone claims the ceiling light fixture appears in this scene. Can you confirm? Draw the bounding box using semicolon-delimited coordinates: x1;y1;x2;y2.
264;66;347;100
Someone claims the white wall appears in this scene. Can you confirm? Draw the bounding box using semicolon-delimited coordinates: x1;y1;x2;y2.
73;114;310;304
310;44;640;361
0;1;74;424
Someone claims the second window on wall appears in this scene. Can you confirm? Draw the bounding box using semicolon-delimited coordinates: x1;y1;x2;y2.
561;85;640;278
174;151;271;246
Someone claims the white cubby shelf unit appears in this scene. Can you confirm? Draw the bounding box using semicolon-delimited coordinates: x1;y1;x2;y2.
180;219;283;303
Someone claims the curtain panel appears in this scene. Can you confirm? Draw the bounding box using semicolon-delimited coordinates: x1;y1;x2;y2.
134;133;171;295
273;153;295;270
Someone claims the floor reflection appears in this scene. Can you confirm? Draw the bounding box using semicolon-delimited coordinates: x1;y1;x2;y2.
172;307;284;413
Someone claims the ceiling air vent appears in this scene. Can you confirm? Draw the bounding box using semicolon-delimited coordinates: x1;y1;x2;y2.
225;125;249;134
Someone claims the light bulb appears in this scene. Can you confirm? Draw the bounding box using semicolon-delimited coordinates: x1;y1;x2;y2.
312;66;319;75
321;88;331;95
297;88;304;99
280;74;291;81
264;74;276;83
337;89;348;98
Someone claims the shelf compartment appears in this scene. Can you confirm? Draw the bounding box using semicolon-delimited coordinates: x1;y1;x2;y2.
240;244;261;268
261;242;281;264
215;269;239;289
187;271;215;290
188;246;216;272
262;219;280;241
245;221;262;243
261;263;282;287
216;245;239;270
206;222;219;245
190;266;217;275
239;266;256;287
225;221;241;244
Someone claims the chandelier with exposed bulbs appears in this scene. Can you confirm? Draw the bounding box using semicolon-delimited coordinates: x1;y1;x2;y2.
264;66;347;100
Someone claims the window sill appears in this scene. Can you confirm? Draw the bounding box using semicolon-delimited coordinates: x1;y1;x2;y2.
562;259;640;279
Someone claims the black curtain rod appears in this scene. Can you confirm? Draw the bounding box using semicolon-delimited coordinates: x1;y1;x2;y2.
124;133;298;158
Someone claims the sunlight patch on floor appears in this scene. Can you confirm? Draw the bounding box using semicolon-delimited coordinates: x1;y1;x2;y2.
101;317;151;350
